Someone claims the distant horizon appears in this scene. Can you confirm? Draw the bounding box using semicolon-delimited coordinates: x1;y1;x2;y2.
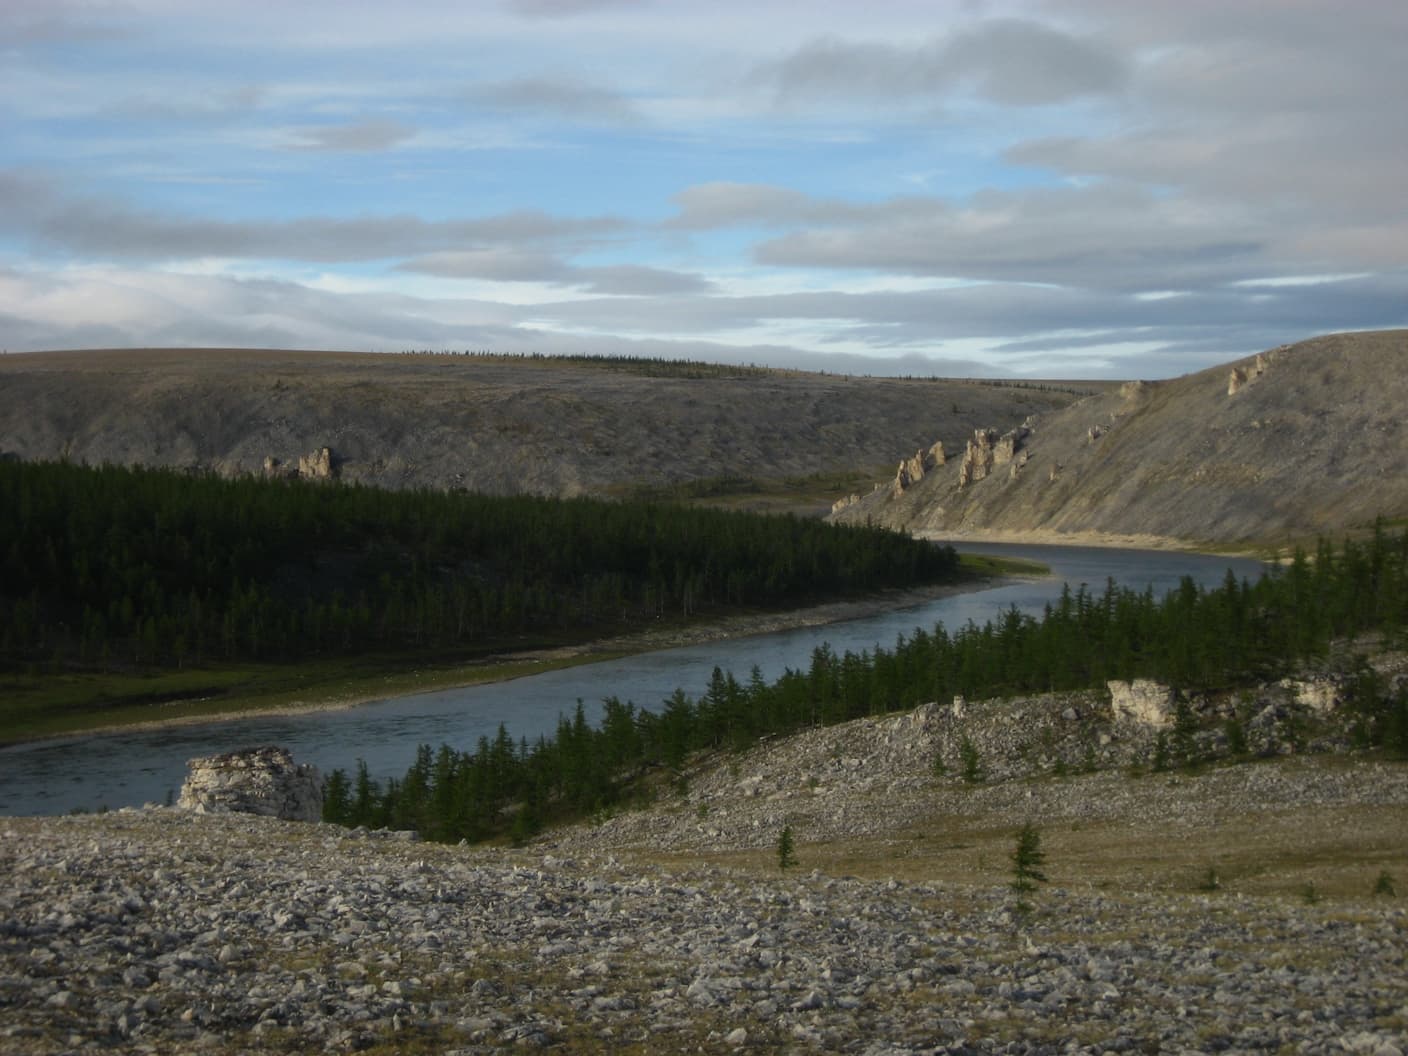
0;336;1321;383
2;3;1405;378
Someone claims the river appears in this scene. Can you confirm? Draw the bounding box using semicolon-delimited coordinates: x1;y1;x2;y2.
0;543;1266;816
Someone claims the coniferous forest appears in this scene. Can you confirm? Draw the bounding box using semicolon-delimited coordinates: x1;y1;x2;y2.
325;525;1408;842
0;459;959;674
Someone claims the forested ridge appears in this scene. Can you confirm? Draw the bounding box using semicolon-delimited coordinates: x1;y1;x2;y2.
327;525;1408;841
0;459;959;673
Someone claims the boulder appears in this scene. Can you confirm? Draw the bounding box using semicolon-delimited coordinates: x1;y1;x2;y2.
177;746;323;822
1108;679;1175;726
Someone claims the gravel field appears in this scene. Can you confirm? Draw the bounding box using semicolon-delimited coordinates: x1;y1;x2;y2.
4;683;1407;1055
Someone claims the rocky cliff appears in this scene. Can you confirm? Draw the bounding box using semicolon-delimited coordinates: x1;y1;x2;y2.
831;330;1408;545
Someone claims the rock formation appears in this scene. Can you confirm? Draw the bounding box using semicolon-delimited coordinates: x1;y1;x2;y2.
957;429;997;487
831;493;861;515
992;427;1027;466
177;746;323;822
1228;350;1274;396
297;446;335;480
1108;679;1175;726
891;440;946;495
262;447;337;481
958;427;1026;488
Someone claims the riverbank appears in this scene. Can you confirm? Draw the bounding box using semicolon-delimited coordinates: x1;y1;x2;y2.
3;552;1043;746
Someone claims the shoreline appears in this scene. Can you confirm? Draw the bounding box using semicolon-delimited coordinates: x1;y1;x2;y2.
913;526;1263;556
34;575;1031;745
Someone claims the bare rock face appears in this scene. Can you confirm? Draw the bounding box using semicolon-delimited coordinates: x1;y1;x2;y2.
891;439;947;495
831;493;861;515
958;429;997;487
178;746;323;822
958;427;1027;488
1108;679;1176;726
1280;677;1341;714
992;426;1028;467
297;446;335;480
1228;350;1274;396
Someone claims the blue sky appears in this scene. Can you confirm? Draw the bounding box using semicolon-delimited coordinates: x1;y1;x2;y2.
2;0;1405;377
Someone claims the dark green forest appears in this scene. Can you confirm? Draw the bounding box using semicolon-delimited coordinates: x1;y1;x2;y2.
0;459;959;674
326;525;1408;842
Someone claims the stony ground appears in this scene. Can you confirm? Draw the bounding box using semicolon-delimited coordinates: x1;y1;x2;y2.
3;675;1407;1054
2;754;1408;1053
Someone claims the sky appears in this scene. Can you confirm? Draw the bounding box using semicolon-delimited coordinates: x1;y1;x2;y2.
1;0;1405;378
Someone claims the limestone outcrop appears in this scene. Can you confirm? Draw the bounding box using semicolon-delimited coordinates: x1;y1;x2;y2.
1108;679;1175;726
262;447;337;481
1228;350;1275;396
958;427;1026;488
177;746;323;822
831;493;861;515
298;446;335;480
891;440;946;495
957;429;996;487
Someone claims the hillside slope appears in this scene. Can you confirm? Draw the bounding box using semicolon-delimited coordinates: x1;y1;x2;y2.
832;330;1408;545
0;349;1084;507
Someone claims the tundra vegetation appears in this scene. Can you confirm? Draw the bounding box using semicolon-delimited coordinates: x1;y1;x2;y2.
324;523;1408;841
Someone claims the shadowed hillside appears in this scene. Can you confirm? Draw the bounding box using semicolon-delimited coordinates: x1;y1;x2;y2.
831;330;1408;546
0;349;1086;510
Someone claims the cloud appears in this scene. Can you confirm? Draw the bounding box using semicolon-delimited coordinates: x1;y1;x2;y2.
518;271;1408;371
0;0;130;45
503;0;647;17
398;250;714;294
761;18;1127;107
744;183;1286;292
2;262;1402;378
575;265;712;296
0;171;627;263
283;119;417;152
467;76;642;125
667;182;840;229
103;85;265;123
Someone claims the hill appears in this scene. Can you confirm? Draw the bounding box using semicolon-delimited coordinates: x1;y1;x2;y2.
831;330;1408;546
0;348;1087;513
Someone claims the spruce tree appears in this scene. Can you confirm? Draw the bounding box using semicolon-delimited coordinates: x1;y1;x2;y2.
777;824;798;872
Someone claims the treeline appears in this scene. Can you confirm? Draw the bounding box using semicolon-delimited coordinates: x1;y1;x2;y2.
392;349;775;380
327;524;1408;841
0;459;959;672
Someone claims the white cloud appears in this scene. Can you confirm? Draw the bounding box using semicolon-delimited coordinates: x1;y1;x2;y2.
282;119;418;152
467;77;644;125
760;18;1127;108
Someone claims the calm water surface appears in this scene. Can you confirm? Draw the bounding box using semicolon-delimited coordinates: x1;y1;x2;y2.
0;543;1265;815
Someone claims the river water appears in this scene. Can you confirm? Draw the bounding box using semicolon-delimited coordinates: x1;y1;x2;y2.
0;543;1265;816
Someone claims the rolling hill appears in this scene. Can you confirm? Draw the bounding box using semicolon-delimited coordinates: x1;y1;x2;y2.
831;330;1408;547
0;348;1086;513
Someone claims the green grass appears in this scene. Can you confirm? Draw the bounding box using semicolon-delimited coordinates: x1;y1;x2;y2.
0;649;626;745
957;551;1050;578
612;466;891;514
